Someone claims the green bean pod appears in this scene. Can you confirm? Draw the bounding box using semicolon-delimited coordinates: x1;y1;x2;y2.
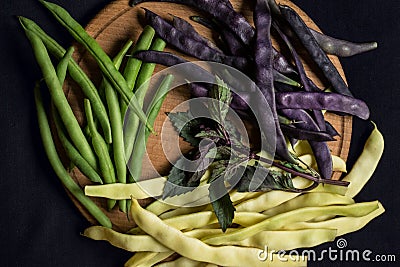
18;16;112;143
128;74;173;182
124;38;167;165
53;110;103;184
23;26;98;170
121;25;156;114
56;46;74;84
84;99;117;210
39;0;154;133
104;40;133;212
34;83;111;228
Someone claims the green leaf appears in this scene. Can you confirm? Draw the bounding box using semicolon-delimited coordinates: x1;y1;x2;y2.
195;130;223;140
235;164;297;192
163;142;215;199
162;156;195;199
205;146;232;160
209;76;232;124
209;178;235;232
168;111;211;147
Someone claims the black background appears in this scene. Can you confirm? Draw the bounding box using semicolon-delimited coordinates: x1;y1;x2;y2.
1;0;399;266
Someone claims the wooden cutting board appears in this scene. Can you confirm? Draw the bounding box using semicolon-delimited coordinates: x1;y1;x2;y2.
63;0;352;232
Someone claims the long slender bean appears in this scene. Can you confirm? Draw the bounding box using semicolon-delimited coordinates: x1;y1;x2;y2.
130;0;255;46
18;16;112;143
121;25;155;115
203;201;379;245
279;5;353;97
253;0;295;164
125;38;166;177
103;40;133;212
56;46;74;84
34;84;111;228
22;26;98;169
130;199;305;266
128;74;174;182
342;123;384;198
84;99;117;210
144;9;249;71
53;110;103;184
39;0;154;133
310;28;378;57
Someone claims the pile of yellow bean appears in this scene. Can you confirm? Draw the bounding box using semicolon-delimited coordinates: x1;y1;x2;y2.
83;123;384;266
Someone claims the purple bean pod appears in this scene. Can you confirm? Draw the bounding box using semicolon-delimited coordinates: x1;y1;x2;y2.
275;91;370;120
171;14;222;53
279;5;353;97
310;29;378;57
273;21;327;131
144;8;249;71
253;0;295;163
131;0;255;45
280;124;335;142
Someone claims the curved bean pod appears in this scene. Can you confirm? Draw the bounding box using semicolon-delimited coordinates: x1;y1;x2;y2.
34;84;111;228
203;201;379;245
84;99;117;210
253;0;295;164
280;124;335;142
342;123;384;198
279;5;353;97
130;0;255;45
40;0;154;133
130;199;304;266
310;29;378;57
18;16;112;143
276;91;370;120
53;110;103;184
22;26;98;169
144;9;249;71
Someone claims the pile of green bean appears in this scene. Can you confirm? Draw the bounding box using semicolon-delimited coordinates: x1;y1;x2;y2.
20;1;174;226
84;123;385;266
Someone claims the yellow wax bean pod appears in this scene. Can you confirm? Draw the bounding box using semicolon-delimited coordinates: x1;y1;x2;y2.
85;177;166;200
125;252;173;267
203;201;379;246
155;257;208;267
342;123;384;198
262;192;354;217
130;199;305;267
228;228;337;251
284;201;385;236
187;228;337;251
145;200;175;216
83;226;170;253
159;205;209;220
298;154;347;173
230;190;264;205
235;190;300;212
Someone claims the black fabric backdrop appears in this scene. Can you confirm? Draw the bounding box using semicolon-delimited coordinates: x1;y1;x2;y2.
1;0;399;266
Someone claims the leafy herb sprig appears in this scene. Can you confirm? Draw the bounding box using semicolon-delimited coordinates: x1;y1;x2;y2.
163;77;348;231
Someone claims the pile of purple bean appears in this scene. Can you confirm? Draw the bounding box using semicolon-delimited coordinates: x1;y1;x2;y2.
129;0;376;179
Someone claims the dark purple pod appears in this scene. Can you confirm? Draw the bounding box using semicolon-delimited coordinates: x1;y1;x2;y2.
144;8;249;71
275;91;370;120
279;5;353;97
309;141;333;179
280;124;335;142
310;29;378;57
131;0;255;45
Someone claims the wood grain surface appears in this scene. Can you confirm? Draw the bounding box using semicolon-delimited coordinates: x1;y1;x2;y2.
63;0;352;232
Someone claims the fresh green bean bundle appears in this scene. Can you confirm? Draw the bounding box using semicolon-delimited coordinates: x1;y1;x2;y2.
39;0;154;133
34;84;111;228
18;16;112;144
22;25;98;170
